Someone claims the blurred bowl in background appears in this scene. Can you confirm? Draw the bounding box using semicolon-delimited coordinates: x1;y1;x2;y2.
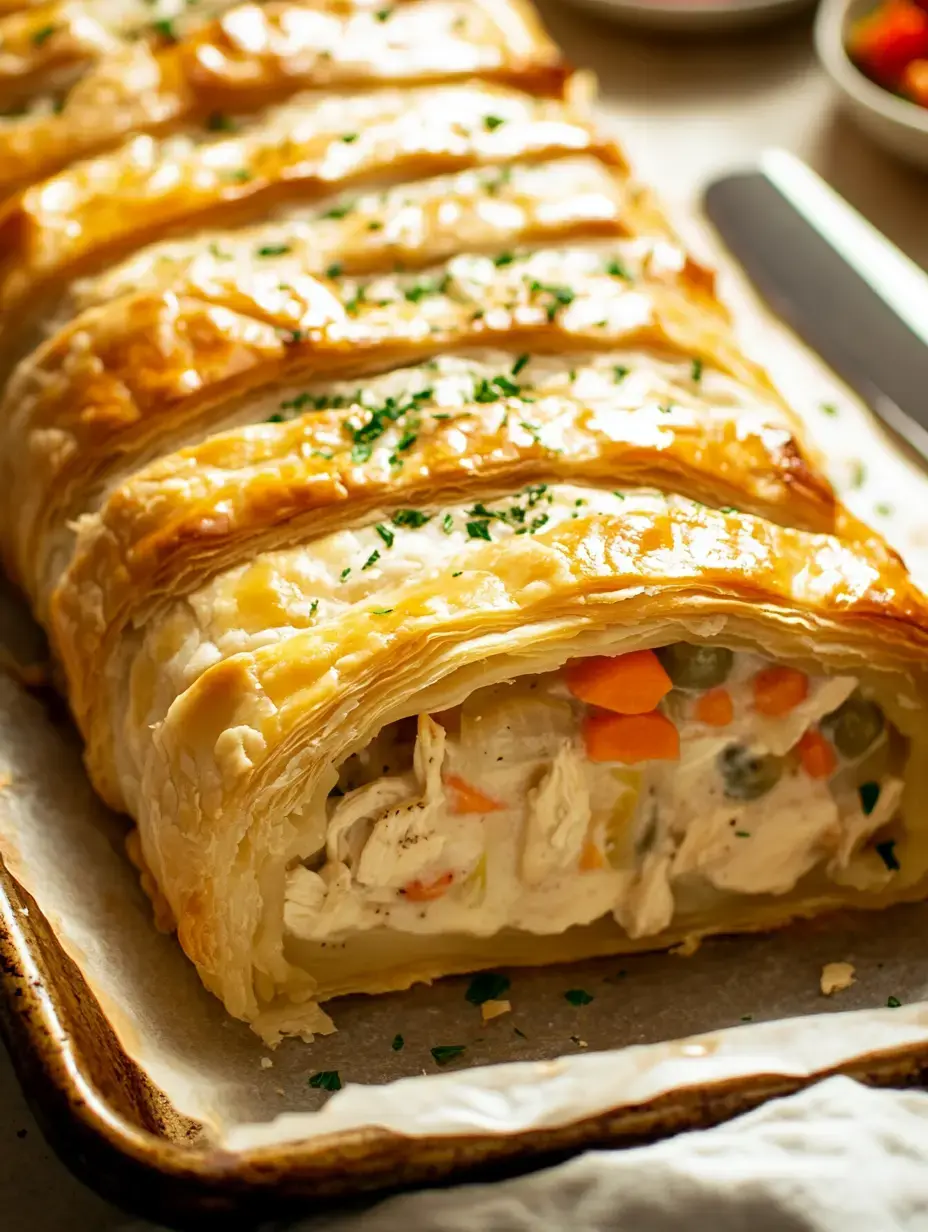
815;0;928;169
560;0;814;33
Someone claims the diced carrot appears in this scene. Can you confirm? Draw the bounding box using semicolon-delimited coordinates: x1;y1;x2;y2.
443;774;505;814
798;730;837;780
849;0;928;88
579;839;606;871
695;687;734;727
752;666;809;717
582;710;680;764
902;56;928;102
402;872;454;902
565;649;672;715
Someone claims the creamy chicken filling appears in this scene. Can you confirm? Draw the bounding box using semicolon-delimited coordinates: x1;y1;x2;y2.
285;645;905;943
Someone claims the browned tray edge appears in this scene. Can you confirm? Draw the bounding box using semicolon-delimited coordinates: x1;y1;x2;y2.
3;858;928;1228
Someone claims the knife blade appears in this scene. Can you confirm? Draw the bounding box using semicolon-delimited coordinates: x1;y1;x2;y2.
702;150;928;467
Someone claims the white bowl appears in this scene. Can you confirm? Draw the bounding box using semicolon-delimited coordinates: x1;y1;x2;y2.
563;0;814;33
815;0;928;169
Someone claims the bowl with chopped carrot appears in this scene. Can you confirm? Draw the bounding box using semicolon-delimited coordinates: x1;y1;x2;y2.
816;0;928;167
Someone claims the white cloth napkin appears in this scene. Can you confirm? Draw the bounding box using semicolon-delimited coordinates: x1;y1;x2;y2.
129;1076;928;1231
306;1077;928;1231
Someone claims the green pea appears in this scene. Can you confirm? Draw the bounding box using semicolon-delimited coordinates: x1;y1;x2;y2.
821;692;884;759
656;643;733;691
718;744;784;801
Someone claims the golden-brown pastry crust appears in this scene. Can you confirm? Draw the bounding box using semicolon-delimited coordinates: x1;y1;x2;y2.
0;82;614;317
50;388;835;756
1;241;751;597
0;0;567;192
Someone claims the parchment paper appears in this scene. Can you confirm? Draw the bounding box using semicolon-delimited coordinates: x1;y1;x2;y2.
2;11;928;1157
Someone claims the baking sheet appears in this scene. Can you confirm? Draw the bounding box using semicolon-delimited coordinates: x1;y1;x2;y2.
2;70;928;1159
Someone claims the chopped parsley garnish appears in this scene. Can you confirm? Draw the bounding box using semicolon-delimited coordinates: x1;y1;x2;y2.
279;391;337;413
564;989;593;1006
605;258;631;280
613;365;630;383
875;839;899;870
820;402;839;416
528;280;575;322
322;201;354;220
375;523;394;548
735;830;751;838
31;24;56;45
392;509;431;528
283;329;304;345
371;607;393;615
309;599;319;616
256;243;291;257
206;112;237;132
850;460;866;489
519;420;543;444
613;490;626;499
719;506;737;514
403;274;450;303
362;550;380;570
339;567;351;581
208;242;232;260
223;168;252;183
375;6;393;18
658;403;673;415
451;570;462;577
367;220;383;231
391;1033;404;1051
431;1044;466;1066
325;263;343;280
511;353;529;377
466;520;492;541
493;252;515;267
859;782;880;815
465;972;510;1005
483;115;505;131
442;513;454;533
308;1070;341;1090
151;17;178;39
344;284;367;316
887;995;902;1008
266;413;283;423
691;357;703;382
875;502;894;517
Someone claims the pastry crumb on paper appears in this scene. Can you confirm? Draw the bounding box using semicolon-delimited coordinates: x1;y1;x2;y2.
480;999;511;1022
260;1057;274;1070
671;935;701;958
821;962;856;996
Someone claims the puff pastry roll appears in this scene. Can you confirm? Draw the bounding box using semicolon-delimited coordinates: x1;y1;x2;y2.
3;2;928;1043
0;0;565;192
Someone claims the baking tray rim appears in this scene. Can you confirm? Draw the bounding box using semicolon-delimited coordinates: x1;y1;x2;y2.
4;859;928;1227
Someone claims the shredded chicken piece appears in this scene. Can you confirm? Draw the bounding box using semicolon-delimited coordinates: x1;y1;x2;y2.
522;741;591;886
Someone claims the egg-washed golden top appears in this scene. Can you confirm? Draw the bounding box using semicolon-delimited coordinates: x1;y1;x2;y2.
0;0;565;192
2;0;928;845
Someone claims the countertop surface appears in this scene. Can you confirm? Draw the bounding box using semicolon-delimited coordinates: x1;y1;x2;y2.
2;7;926;1230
